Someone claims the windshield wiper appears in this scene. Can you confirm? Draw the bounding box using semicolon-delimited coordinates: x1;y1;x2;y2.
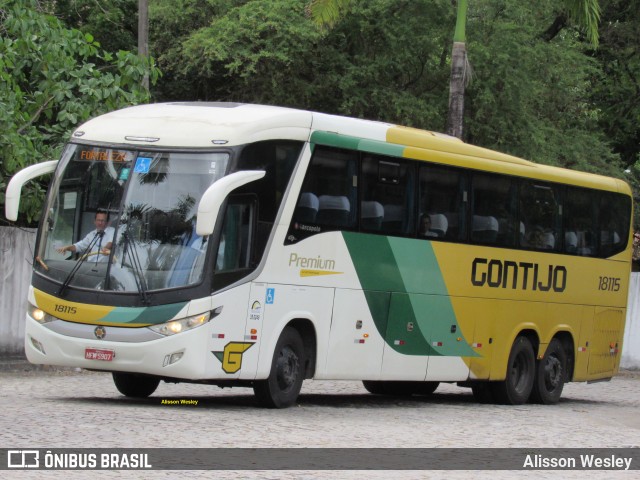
121;230;150;305
58;231;104;296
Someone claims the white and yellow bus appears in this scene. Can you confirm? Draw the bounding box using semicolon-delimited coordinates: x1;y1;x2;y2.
6;103;633;407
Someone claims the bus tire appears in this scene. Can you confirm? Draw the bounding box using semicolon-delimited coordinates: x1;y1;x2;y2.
112;372;160;398
254;327;305;408
491;336;535;405
530;338;567;404
362;381;439;396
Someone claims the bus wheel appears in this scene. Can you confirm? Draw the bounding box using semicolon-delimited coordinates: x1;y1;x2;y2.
254;327;304;408
530;338;567;404
112;372;160;398
491;336;535;405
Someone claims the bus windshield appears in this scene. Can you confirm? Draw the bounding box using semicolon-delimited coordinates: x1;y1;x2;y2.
36;144;229;293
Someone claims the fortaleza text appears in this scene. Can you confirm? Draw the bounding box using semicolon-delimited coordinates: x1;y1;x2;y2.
161;399;199;405
523;454;632;470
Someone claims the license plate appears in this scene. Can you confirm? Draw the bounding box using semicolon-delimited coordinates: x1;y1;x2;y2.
85;348;114;361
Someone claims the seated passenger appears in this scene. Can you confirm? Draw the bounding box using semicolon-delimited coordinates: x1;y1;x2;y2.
528;226;554;249
419;214;438;238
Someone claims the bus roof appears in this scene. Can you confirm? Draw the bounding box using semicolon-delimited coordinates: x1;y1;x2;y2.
73;102;631;195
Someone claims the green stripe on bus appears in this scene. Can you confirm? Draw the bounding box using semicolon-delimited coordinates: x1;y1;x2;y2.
357;139;405;157
310;131;361;150
103;302;188;325
343;232;478;357
311;132;405;158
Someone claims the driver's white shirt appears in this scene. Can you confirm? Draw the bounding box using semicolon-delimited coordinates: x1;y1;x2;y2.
73;226;115;262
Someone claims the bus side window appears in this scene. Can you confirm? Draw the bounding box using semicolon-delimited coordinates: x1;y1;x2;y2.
598;192;631;257
418;165;465;241
361;155;414;236
213;197;257;291
471;173;516;246
288;147;358;240
519;181;560;251
564;187;597;256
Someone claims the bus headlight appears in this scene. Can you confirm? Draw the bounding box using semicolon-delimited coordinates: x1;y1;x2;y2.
28;303;55;324
148;312;211;336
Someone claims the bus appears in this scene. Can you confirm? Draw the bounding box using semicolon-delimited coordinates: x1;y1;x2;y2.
5;102;633;408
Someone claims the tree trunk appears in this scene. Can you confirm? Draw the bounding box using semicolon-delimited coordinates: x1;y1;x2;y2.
138;0;149;91
446;41;466;139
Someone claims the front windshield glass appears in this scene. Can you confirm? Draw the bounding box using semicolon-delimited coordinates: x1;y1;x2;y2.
37;144;229;293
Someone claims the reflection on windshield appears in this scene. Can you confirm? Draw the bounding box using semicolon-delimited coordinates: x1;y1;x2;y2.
37;145;229;293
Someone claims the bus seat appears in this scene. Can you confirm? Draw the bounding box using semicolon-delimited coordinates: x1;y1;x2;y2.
294;192;319;223
317;195;350;227
429;213;448;237
361;201;384;230
444;212;459;238
565;231;577;253
472;215;499;243
382;204;403;231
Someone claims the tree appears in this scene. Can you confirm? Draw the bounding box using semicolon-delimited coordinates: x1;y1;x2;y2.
464;1;618;174
310;0;603;139
0;0;160;225
446;0;468;138
153;0;452;126
592;0;640;221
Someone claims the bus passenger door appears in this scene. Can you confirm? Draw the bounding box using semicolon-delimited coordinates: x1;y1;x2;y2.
323;289;387;380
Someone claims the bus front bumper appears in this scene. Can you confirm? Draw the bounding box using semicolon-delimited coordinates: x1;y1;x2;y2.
24;315;219;380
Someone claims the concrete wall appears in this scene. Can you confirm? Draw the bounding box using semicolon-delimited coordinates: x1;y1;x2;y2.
1;226;639;368
622;272;640;369
0;226;36;355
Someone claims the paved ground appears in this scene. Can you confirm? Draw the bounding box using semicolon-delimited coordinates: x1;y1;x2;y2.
1;359;639;479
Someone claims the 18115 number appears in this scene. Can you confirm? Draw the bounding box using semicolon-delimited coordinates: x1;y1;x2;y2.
598;276;621;291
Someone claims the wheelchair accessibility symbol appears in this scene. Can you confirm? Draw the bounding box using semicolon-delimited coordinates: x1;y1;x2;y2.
266;288;275;304
134;157;152;174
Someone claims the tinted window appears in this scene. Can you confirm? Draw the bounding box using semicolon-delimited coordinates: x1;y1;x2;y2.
234;140;302;258
418;165;466;241
471;173;516;246
288;147;358;243
598;191;631;257
361;155;414;235
520;181;561;251
564;187;597;256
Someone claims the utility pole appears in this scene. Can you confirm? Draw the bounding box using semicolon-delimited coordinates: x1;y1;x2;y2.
138;0;149;92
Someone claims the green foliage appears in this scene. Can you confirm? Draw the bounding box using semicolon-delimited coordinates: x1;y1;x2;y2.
154;0;454;127
563;0;601;46
594;0;640;215
46;0;138;53
466;1;621;174
0;0;160;225
3;0;636;225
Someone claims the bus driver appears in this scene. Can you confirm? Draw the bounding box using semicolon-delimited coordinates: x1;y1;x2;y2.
56;210;114;262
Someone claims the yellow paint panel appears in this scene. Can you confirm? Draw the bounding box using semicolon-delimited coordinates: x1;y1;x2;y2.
300;270;343;277
431;243;630;308
386;126;625;193
34;289;114;323
587;307;624;378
